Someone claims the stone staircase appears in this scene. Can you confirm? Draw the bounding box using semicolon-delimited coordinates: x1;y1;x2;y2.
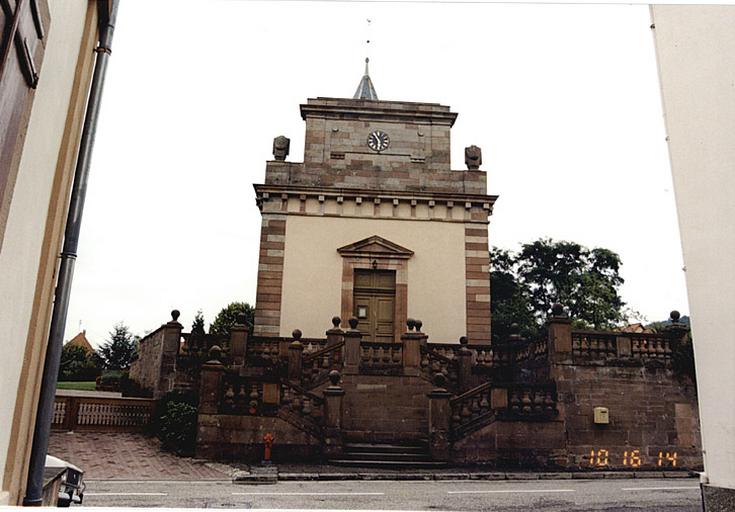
329;441;447;468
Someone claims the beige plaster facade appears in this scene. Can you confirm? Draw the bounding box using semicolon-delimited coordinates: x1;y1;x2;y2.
651;5;735;499
0;1;100;505
280;215;468;342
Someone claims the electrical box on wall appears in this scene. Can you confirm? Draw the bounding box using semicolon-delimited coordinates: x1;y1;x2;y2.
594;407;610;424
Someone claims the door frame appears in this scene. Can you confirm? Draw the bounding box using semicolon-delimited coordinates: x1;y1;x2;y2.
337;236;413;343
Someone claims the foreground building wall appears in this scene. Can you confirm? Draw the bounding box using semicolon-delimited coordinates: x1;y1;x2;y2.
651;5;735;507
0;1;100;505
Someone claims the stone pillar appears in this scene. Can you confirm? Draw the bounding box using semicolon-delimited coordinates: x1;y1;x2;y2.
547;303;572;363
428;373;452;462
343;317;362;375
664;309;689;351
279;339;291;360
401;318;423;377
230;313;249;367
323;370;345;458
199;346;225;415
157;310;183;398
288;329;304;383
457;336;473;392
326;316;344;347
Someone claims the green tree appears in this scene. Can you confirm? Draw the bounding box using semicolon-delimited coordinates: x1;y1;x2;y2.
191;310;206;335
209;302;254;336
490;239;628;340
490;248;537;343
58;344;102;381
98;323;137;370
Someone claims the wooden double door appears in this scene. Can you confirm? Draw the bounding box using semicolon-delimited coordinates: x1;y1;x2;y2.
353;269;396;343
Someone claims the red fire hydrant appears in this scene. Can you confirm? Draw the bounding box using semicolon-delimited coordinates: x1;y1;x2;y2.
263;432;274;464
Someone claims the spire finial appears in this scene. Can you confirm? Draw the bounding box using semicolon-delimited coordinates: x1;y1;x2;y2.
353;19;378;100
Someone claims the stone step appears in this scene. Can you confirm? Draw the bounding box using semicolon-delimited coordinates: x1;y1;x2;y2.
344;442;428;455
339;451;433;462
329;459;448;469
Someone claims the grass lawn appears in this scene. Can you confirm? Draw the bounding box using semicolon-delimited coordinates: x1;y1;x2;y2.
57;381;96;391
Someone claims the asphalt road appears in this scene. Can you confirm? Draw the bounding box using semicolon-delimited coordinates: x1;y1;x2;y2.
82;477;702;510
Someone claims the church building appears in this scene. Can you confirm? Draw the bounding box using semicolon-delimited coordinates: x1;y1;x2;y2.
252;60;497;345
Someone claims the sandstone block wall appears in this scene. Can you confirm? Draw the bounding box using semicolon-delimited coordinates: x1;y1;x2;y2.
554;364;702;471
129;327;165;396
340;374;435;443
197;414;321;461
453;420;567;467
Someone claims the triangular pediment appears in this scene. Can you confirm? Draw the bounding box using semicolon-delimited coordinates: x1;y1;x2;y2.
337;235;414;259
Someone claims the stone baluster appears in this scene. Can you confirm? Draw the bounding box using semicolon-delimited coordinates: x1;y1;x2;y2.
457;336;473;392
427;373;452;462
547;303;572;364
288;329;304;383
230;313;249;367
343;317;362;375
323;370;345;458
402;318;422;376
199;346;225;415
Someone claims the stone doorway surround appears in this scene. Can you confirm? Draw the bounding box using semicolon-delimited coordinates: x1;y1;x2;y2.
337;236;413;342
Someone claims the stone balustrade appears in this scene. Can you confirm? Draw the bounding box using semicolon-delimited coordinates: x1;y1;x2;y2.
420;346;459;390
215;370;324;431
571;330;673;362
505;384;558;418
302;340;345;388
245;338;282;366
360;341;403;372
449;381;558;441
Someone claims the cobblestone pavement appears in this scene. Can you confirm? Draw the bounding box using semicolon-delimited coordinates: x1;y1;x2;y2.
48;432;229;481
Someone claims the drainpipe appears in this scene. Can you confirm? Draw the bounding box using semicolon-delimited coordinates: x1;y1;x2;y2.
23;0;118;505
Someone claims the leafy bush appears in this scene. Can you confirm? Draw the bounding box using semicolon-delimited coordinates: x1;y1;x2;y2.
119;372;151;398
153;391;199;456
58;345;102;381
100;370;122;385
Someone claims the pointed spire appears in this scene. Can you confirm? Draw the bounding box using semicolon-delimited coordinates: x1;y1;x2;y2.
353;57;378;101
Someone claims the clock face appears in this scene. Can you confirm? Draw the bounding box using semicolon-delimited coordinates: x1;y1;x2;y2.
367;130;390;152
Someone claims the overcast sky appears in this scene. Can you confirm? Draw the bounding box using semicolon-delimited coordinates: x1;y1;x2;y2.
64;0;689;346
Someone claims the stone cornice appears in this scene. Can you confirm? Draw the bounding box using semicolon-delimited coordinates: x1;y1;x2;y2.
254;184;498;209
300;97;458;126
